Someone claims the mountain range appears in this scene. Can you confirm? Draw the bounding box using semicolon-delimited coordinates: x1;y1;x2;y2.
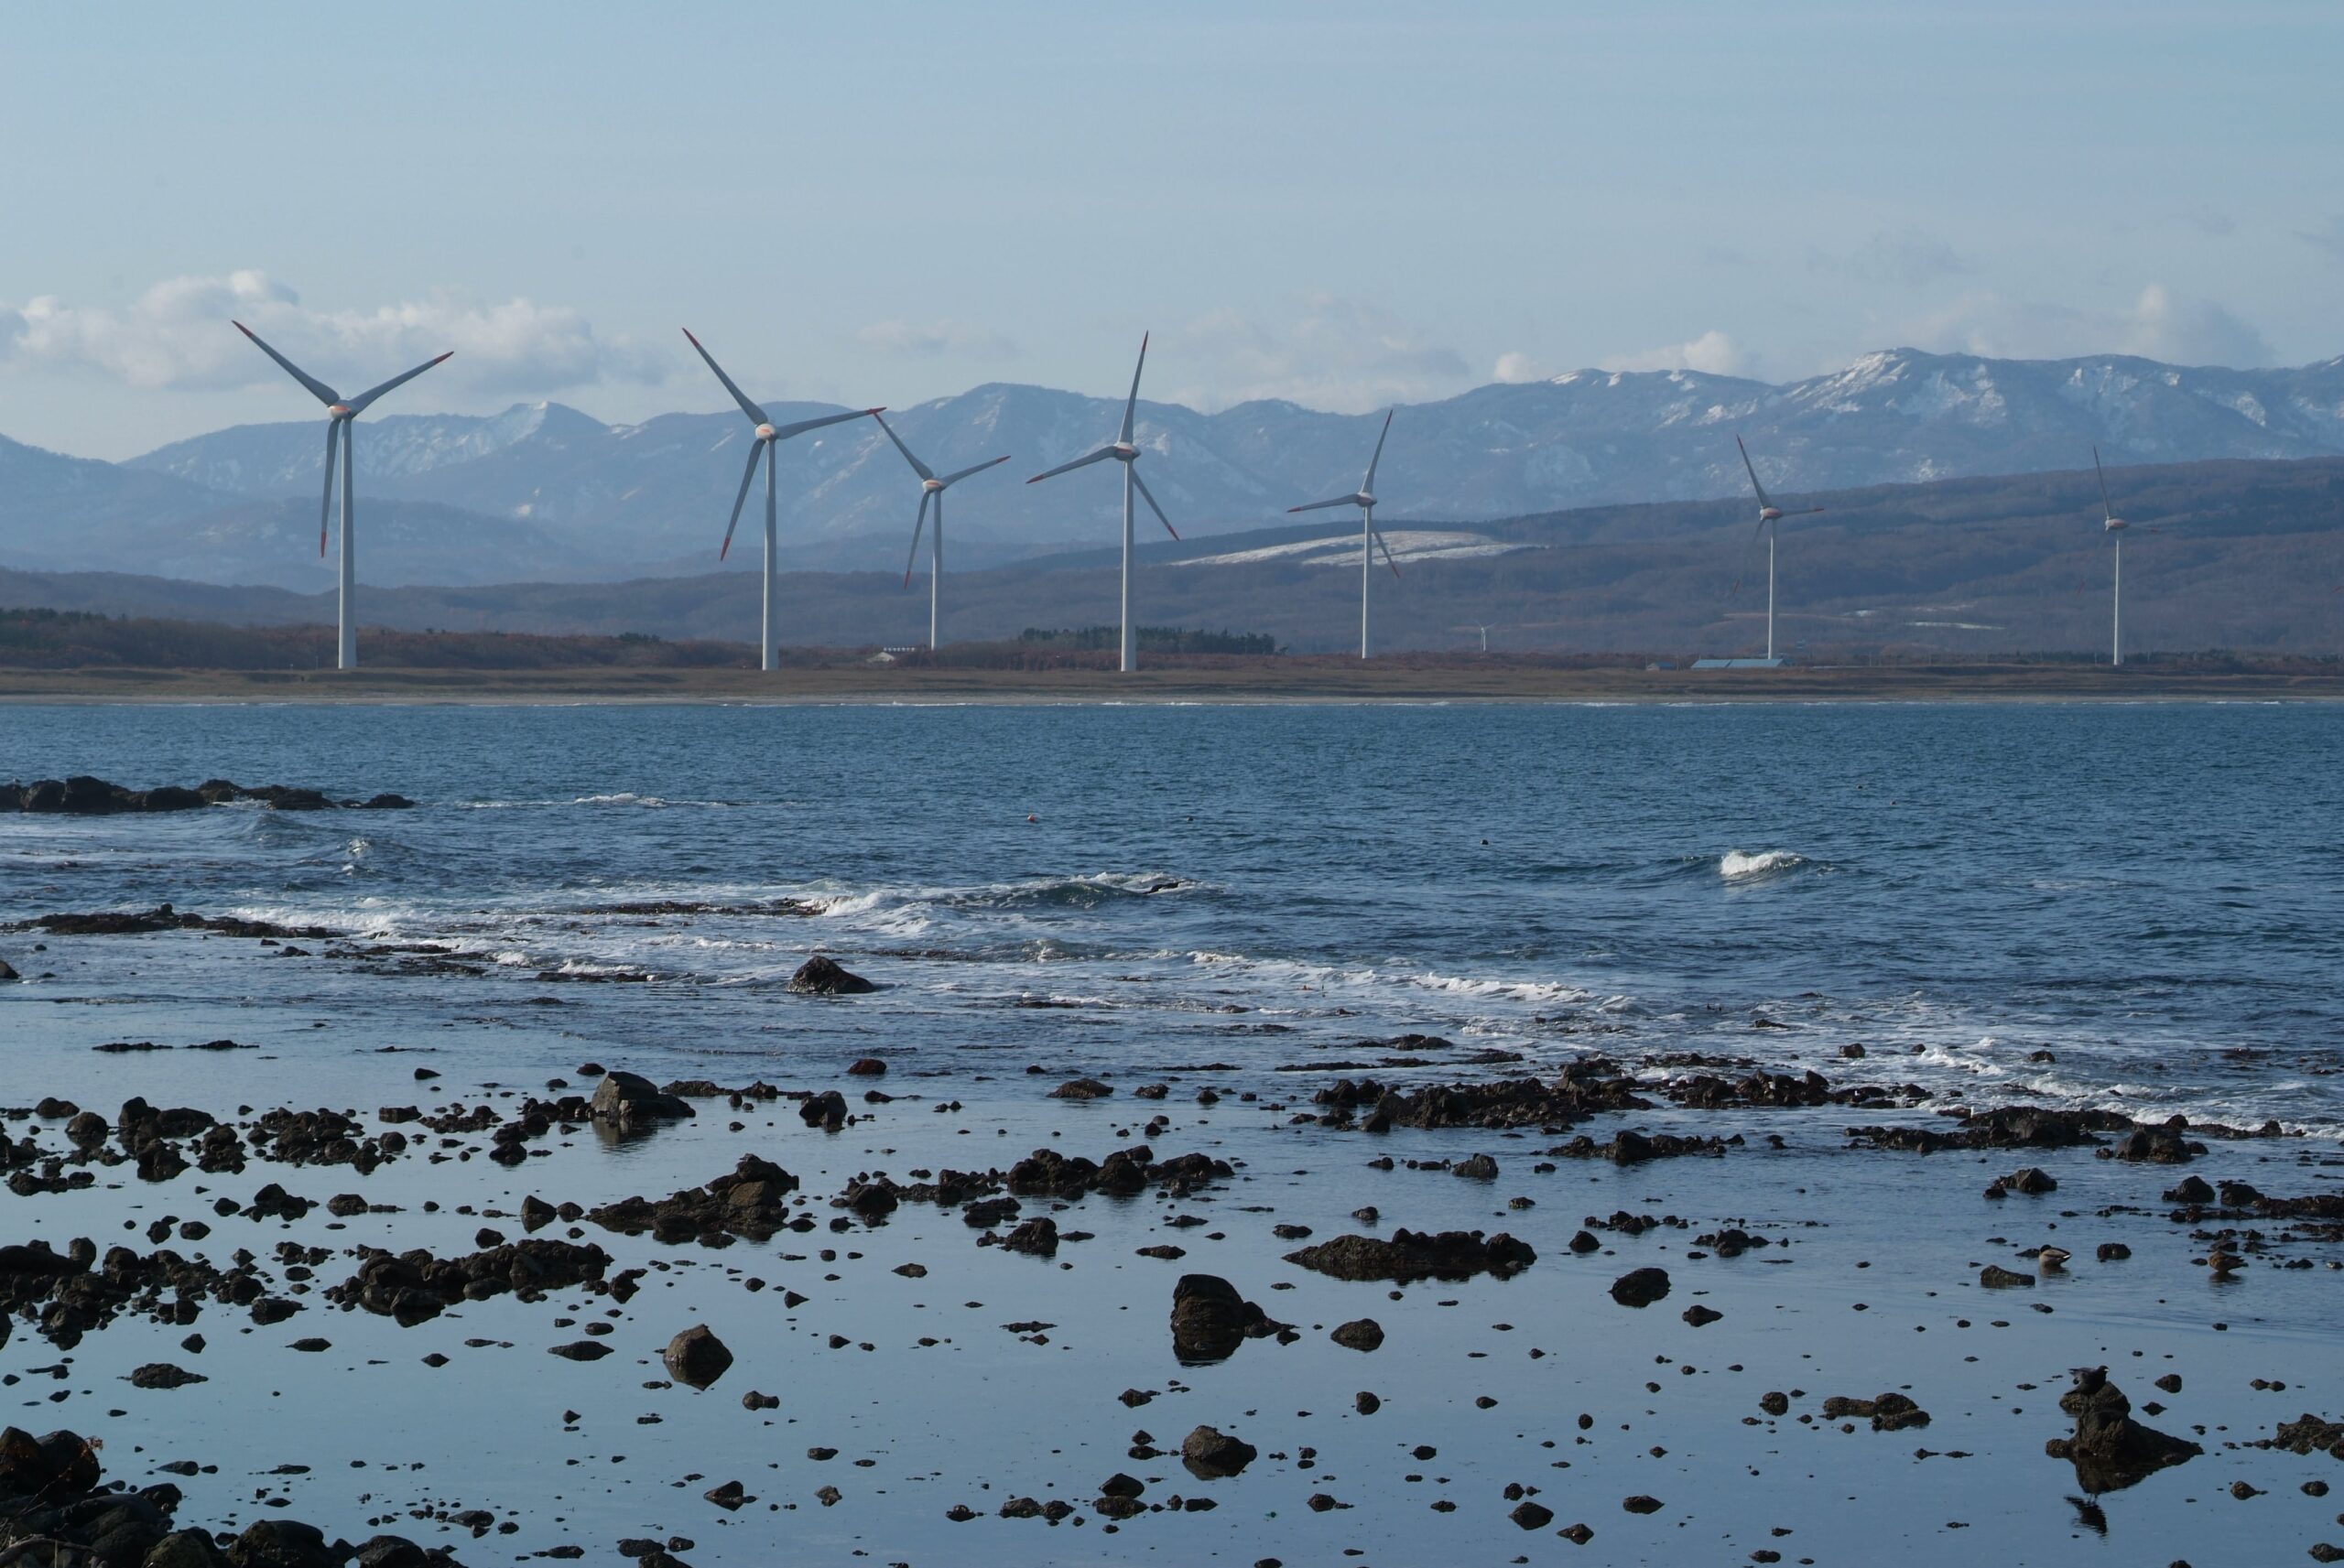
4;346;2343;589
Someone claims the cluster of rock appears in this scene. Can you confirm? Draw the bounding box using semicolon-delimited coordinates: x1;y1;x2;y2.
0;1238;276;1350
1283;1229;1537;1283
1167;1273;1291;1364
2045;1367;2201;1491
588;1154;802;1244
327;1238;612;1325
1850;1104;2272;1155
0;774;412;813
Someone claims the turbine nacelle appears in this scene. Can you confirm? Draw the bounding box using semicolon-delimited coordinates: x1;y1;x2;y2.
754;424;777;441
1112;442;1139;461
921;477;946;493
2105;517;2128;532
326;406;353;421
1759;505;1783;524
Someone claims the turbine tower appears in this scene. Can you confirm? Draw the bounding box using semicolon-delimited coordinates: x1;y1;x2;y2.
683;330;880;671
1289;409;1401;658
872;414;1009;651
232;322;451;671
1026;334;1179;672
2093;446;2129;666
1735;435;1825;661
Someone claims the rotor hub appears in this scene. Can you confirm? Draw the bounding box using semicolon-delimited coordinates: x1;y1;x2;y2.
923;478;945;492
327;406;353;419
2105;518;2128;531
1112;443;1138;460
1760;506;1783;523
754;424;777;440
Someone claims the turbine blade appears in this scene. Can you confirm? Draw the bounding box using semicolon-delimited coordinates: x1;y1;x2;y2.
871;412;936;481
1026;446;1116;483
1362;408;1394;492
1287;494;1357;514
233;321;341;406
681;329;769;427
2092;445;2114;521
318;420;340;558
719;438;763;560
1118;331;1148;444
903;490;932;588
1131;468;1178;540
770;406;884;441
346;351;453;414
1790;506;1827;515
939;454;1012;487
1736;434;1773;511
1372;524;1402;579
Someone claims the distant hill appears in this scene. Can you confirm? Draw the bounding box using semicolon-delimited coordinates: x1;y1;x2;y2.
2;345;2341;585
6;454;2340;658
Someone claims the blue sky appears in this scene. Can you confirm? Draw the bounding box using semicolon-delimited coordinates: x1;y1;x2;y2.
3;1;2339;458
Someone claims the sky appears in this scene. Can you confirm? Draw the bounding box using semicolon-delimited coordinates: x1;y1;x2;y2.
2;1;2339;460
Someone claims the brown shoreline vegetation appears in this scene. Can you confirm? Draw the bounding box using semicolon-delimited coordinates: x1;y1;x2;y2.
5;653;2344;705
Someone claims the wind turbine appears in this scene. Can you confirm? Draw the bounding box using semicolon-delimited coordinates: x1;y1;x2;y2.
1289;409;1401;658
872;414;1009;651
2093;446;2130;666
232;322;451;671
682;330;881;671
1026;334;1179;672
1735;435;1825;661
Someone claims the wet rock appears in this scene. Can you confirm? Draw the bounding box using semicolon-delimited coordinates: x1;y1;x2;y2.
1980;1265;2035;1289
127;1363;207;1390
1822;1392;1931;1431
589;1071;695;1130
1312;1066;1649;1131
1848;1105;2135;1153
703;1479;749;1510
227;1518;335;1568
548;1341;613;1361
1622;1495;1663;1514
1559;1522;1594;1543
798;1091;849;1131
2264;1413;2344;1454
742;1390;779;1411
2097;1242;2132;1262
1452;1153;1499;1181
1284;1229;1536;1284
328;1237;610;1322
846;1058;887;1076
1179;1424;1257;1479
1999;1167;2057;1195
1329;1318;1384;1352
146;1530;236;1567
1050;1078;1114;1100
1608;1268;1671;1308
588;1154;799;1243
994;1217;1059;1258
1682;1303;1723;1327
788;956;874;995
1511;1499;1555;1530
663;1325;734;1389
2045;1368;2202;1491
2111;1127;2201;1163
1354;1391;1380;1415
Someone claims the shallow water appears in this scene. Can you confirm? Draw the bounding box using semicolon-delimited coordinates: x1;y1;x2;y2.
3;701;2342;1565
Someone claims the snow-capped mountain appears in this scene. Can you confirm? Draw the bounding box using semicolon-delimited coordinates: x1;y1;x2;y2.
5;347;2340;588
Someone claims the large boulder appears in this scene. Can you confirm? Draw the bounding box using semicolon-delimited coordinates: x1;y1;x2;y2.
1283;1229;1536;1283
1168;1274;1278;1365
663;1325;734;1389
2045;1368;2201;1492
589;1071;694;1130
1179;1424;1258;1479
788;956;874;995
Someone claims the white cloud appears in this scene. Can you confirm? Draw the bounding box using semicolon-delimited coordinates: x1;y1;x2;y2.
855;319;1016;359
1904;284;2273;368
1492;351;1544;384
0;271;663;395
1600;330;1748;377
1161;295;1470;413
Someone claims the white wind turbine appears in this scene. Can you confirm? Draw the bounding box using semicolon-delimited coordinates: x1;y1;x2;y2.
232;322;452;671
1735;435;1825;661
1026;334;1179;672
682;330;881;671
2093;446;2132;666
1288;409;1401;658
872;414;1009;650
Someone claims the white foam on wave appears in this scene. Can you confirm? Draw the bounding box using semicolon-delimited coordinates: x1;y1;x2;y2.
1720;849;1804;881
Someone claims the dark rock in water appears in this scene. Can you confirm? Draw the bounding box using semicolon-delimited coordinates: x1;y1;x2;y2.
788;955;875;995
663;1324;734;1389
1980;1264;2035;1289
1452;1152;1499;1181
1312;1064;1649;1131
1608;1268;1671;1308
548;1341;613;1361
1050;1077;1114;1100
351;1539;429;1568
1354;1390;1380;1414
1284;1229;1536;1283
703;1479;749;1510
229;1518;336;1568
1559;1521;1594;1542
328;1237;611;1322
1682;1303;1723;1327
1100;1472;1145;1499
2000;1166;2057;1195
2045;1367;2201;1491
2097;1242;2132;1262
799;1091;849;1131
846;1057;888;1076
2263;1412;2344;1454
1622;1495;1664;1514
1848;1105;2134;1153
2111;1126;2200;1163
1163;1273;1288;1364
2165;1175;2216;1205
1511;1499;1555;1530
742;1390;780;1411
146;1529;235;1567
1179;1424;1257;1479
588;1154;799;1243
589;1070;695;1130
359;794;414;810
995;1217;1059;1257
0;957;16;981
1329;1318;1384;1352
0;1426;100;1498
1821;1392;1931;1431
127;1363;207;1390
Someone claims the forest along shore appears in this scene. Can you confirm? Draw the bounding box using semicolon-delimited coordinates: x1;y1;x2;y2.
1;919;2341;1563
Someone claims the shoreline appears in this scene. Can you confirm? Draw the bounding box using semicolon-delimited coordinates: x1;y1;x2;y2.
6;662;2344;704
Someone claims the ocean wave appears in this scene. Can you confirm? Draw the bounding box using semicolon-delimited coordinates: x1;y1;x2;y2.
1720;849;1804;882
